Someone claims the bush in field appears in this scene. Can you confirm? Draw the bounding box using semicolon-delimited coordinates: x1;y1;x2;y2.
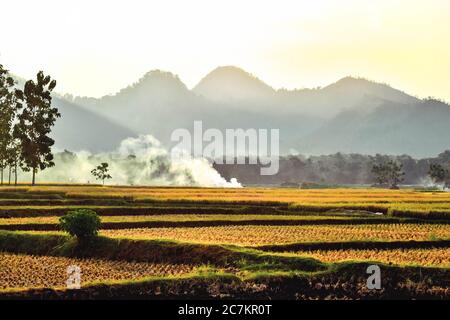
59;209;101;239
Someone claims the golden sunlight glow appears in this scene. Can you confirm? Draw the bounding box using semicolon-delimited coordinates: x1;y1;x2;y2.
1;0;449;100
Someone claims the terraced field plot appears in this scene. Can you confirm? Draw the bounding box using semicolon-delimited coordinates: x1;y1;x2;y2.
100;224;450;246
0;214;358;225
1;186;450;217
284;248;450;267
0;252;197;290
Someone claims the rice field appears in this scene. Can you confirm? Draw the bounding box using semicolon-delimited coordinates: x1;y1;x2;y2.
3;185;450;205
285;248;450;267
0;252;197;290
0;214;358;225
1;186;449;219
100;224;450;246
0;185;449;298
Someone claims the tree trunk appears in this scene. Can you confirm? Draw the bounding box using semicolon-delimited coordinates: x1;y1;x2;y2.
32;168;36;186
1;168;3;185
14;163;18;186
8;166;12;185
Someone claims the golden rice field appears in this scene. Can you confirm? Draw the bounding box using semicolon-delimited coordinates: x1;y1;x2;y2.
100;224;450;246
0;253;197;290
2;186;449;216
0;185;449;298
7;185;450;203
288;248;450;267
0;214;356;225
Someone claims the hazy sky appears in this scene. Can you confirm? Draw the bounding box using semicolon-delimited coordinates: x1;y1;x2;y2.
1;0;449;100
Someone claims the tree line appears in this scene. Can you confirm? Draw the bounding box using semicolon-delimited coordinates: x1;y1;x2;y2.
214;152;450;188
371;160;449;190
0;64;60;186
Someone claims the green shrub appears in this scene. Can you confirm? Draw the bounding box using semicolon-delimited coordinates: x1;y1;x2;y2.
59;209;101;239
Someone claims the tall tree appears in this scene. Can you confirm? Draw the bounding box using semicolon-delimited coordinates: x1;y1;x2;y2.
0;65;16;185
91;163;112;185
14;71;60;186
386;160;404;189
6;138;22;186
371;163;388;186
371;160;404;189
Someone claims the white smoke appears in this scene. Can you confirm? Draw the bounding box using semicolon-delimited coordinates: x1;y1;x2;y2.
17;135;242;188
419;176;448;191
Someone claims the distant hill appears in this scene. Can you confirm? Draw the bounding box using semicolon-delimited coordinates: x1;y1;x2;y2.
73;70;205;142
71;69;324;151
51;97;135;152
16;67;449;157
193;66;275;103
300;99;450;156
276;76;420;118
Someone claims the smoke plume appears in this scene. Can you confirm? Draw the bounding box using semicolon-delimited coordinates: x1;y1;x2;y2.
16;135;242;188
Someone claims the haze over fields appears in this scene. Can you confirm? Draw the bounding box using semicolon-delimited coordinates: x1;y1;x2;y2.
43;66;449;158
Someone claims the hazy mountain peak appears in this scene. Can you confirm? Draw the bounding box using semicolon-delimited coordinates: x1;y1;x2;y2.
130;69;188;92
90;69;192;105
324;76;419;105
140;69;181;81
334;75;364;83
193;65;275;102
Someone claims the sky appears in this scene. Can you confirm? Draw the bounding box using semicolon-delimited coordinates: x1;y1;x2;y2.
1;0;449;100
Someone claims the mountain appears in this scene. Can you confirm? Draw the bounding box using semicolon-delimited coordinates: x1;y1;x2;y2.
300;99;450;156
193;66;275;103
323;76;418;105
70;69;323;151
73;70;204;141
49;67;449;157
274;76;420;118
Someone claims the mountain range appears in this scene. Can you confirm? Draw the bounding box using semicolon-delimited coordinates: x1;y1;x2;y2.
40;66;449;157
